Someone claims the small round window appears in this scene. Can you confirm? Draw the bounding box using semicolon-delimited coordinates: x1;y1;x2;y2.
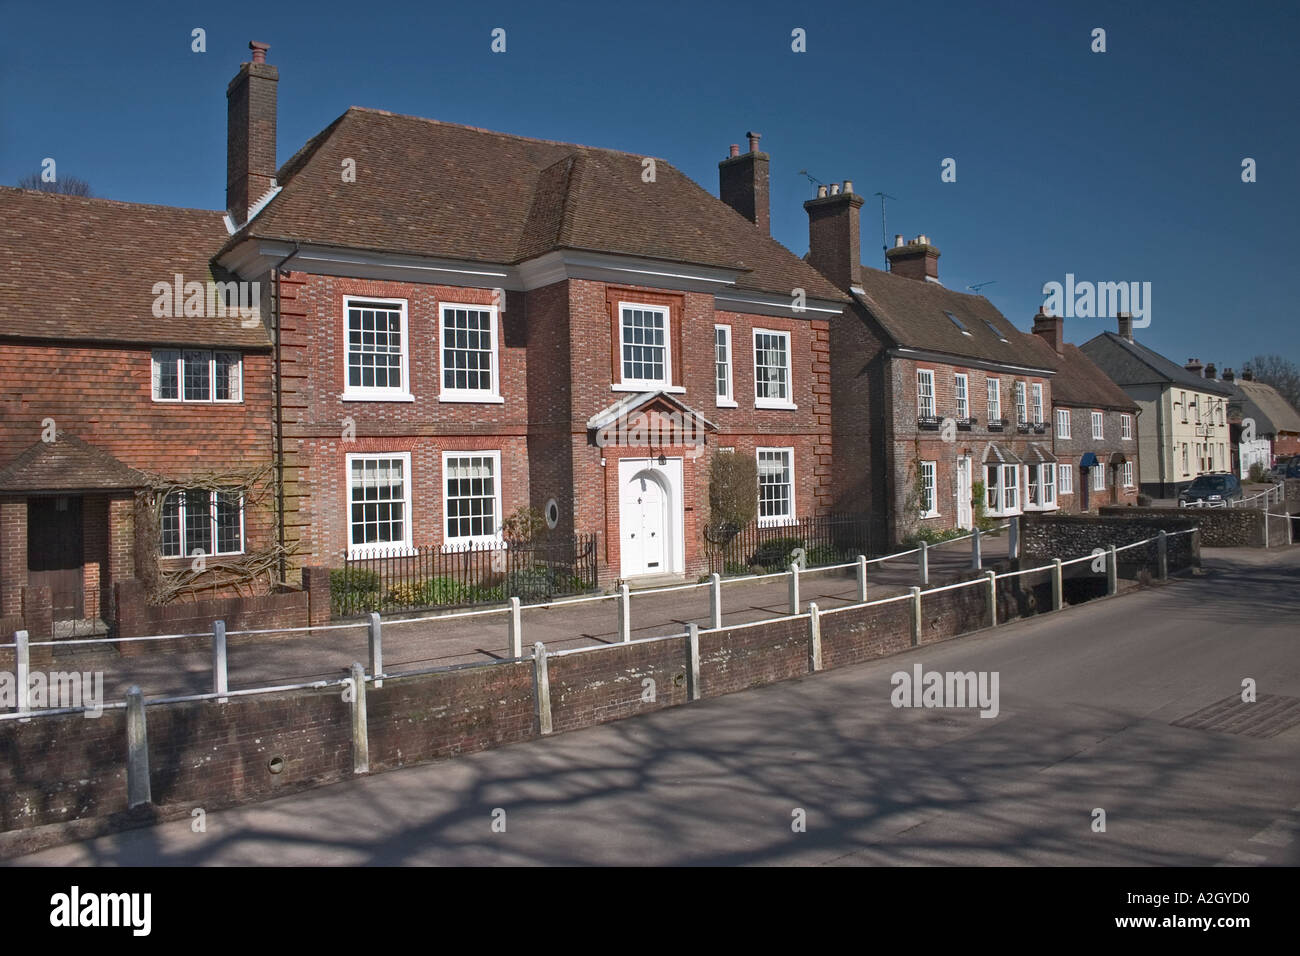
545;498;560;529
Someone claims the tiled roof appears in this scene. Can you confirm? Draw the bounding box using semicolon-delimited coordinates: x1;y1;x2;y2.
0;187;270;349
1019;334;1137;411
1234;379;1300;434
226;108;846;302
1079;332;1234;396
852;265;1050;370
0;432;147;493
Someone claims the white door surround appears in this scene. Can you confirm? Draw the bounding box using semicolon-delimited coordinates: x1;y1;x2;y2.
618;457;685;579
956;456;973;530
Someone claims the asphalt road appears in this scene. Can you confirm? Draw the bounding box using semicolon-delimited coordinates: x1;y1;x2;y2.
11;545;1298;866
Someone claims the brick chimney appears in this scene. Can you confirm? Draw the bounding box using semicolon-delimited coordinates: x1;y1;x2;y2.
1117;312;1134;343
1242;367;1254;381
1185;358;1204;377
885;234;940;282
227;40;278;227
804;181;864;291
718;131;769;234
1031;306;1064;355
1222;368;1235;383
1204;362;1217;381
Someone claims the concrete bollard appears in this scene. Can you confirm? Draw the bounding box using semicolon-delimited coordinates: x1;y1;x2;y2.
1264;513;1270;548
1051;559;1063;611
788;563;800;615
14;630;30;717
687;623;702;700
212;619;228;703
808;602;822;671
910;587;922;647
368;612;383;689
918;540;929;586
349;662;369;774
1009;516;1019;560
709;573;722;630
126;685;151;808
617;584;631;643
1157;531;1168;581
985;570;997;627
533;641;553;734
972;527;983;570
1107;546;1118;595
856;554;868;603
508;596;522;658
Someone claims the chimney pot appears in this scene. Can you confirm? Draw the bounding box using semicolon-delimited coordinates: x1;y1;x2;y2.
894;234;905;248
718;131;770;233
885;233;940;282
746;131;761;153
1204;363;1217;380
1116;312;1134;342
1032;306;1064;355
249;40;269;64
817;185;828;198
729;144;739;157
843;180;853;194
829;183;840;196
1223;368;1235;382
227;41;279;227
1242;367;1254;381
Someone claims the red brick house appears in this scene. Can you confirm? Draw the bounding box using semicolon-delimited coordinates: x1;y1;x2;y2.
1021;311;1140;511
804;189;1058;545
213;44;847;584
0;188;275;633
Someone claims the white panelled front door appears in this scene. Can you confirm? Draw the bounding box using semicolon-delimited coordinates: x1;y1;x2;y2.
618;458;684;578
956;456;973;530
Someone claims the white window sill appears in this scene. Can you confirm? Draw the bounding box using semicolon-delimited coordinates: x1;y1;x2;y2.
755;400;798;411
342;393;416;403
439;393;505;404
613;383;685;394
919;511;941;519
715;398;738;409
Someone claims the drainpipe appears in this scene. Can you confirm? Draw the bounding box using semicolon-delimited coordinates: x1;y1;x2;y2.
269;243;301;583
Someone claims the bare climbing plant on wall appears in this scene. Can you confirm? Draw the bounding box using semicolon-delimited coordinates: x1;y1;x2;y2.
133;462;297;603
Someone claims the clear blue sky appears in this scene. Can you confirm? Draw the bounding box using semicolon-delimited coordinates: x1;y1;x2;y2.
2;0;1296;369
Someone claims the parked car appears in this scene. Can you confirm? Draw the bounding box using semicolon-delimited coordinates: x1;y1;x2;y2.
1179;473;1243;506
1281;458;1300;480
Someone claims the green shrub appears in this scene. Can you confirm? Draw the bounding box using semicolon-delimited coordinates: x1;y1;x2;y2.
723;561;750;577
464;582;505;604
331;568;381;613
387;576;467;608
1248;462;1266;482
804;544;842;567
708;452;758;536
751;536;805;568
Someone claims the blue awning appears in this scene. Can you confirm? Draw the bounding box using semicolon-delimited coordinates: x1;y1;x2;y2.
1080;452;1099;468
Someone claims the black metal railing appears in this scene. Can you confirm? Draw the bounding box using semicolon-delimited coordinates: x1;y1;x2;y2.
333;533;599;617
704;514;872;576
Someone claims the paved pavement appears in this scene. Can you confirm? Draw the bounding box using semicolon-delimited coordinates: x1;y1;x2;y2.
11;545;1298;866
43;532;1009;702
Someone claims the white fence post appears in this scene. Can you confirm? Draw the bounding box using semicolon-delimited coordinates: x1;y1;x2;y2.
125;686;152;808
617;584;631;643
1107;545;1118;595
856;554;868;603
212;619;228;703
687;623;702;700
1264;512;1270;548
368;611;383;689
788;563;800;615
910;586;922;646
1158;530;1168;580
1051;559;1063;611
972;527;983;570
533;641;553;734
14;630;31;717
709;573;722;630
918;540;929;586
985;570;997;626
349;662;369;774
508;596;522;658
808;602;822;672
1009;516;1020;560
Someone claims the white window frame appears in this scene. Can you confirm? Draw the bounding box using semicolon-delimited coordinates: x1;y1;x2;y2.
1182;443;1189;474
753;329;795;409
714;324;736;408
1091;411;1104;440
756;447;796;526
343;297;412;402
987;377;1001;422
152;349;243;403
442;451;504;548
1121;413;1132;440
1092;462;1106;491
1055;408;1071;438
1180;391;1188;423
160;488;246;557
954;374;968;420
985;463;1021;516
1122;461;1134;488
439;302;503;404
919;461;938;518
916;368;936;418
1015;381;1027;424
1031;383;1043;424
346;452;414;557
618;301;673;390
1026;463;1057;510
1059;461;1074;495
